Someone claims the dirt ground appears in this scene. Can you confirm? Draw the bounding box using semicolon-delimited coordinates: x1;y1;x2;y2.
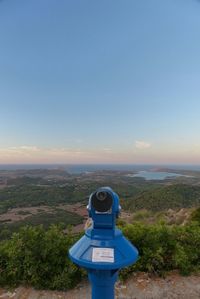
0;272;199;299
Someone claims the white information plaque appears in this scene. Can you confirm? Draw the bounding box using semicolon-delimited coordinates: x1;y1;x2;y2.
92;247;114;263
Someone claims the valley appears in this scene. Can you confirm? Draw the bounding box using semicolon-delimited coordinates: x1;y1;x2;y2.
0;167;200;239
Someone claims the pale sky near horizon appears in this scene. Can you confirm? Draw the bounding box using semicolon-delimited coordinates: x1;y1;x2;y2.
0;0;200;164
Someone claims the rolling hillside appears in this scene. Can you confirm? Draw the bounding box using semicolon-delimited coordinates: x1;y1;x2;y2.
123;184;200;212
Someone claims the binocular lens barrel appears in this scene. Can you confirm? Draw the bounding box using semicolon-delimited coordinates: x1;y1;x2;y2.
91;190;113;213
96;191;107;201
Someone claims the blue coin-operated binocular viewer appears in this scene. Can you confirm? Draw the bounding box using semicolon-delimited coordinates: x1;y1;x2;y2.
69;187;138;299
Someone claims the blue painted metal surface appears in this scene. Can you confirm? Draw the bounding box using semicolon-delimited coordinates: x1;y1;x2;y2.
69;187;139;299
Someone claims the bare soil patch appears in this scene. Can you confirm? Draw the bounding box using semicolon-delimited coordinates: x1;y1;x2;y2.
0;272;199;299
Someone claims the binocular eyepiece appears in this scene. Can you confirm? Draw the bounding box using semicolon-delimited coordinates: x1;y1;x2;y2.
87;187;120;229
91;189;113;213
96;191;108;201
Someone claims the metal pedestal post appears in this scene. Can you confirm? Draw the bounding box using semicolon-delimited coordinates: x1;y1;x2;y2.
88;269;118;299
69;187;139;299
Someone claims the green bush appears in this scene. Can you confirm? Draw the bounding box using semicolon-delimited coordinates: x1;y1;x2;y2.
0;225;85;290
0;222;199;290
190;207;200;224
120;222;200;278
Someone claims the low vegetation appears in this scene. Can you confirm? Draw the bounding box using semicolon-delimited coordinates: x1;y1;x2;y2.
0;225;84;290
0;184;88;214
123;184;200;212
0;173;158;215
190;207;200;224
0;210;83;240
120;220;200;278
0;171;199;291
0;212;199;290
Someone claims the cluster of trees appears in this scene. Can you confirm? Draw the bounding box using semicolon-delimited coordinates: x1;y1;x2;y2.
191;207;200;223
2;182;200;216
0;184;88;214
123;184;200;211
0;210;83;241
0;180;154;217
0;214;199;290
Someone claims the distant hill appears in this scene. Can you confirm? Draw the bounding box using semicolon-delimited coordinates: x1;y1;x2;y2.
123;184;200;211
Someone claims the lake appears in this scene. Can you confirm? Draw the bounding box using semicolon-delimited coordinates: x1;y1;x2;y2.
129;171;190;181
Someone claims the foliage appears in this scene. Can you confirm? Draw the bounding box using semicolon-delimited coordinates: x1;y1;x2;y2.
190;207;200;224
132;210;153;221
0;225;85;290
0;184;88;214
0;176;157;214
0;210;83;241
120;222;200;278
0;222;199;290
123;184;200;212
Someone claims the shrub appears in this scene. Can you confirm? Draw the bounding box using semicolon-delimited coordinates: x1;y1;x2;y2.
120;222;200;278
0;225;85;290
0;222;199;290
190;207;200;224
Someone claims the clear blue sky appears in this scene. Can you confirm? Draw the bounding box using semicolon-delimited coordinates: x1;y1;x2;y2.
0;0;200;164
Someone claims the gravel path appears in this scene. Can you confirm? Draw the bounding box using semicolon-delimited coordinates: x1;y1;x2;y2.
0;273;200;299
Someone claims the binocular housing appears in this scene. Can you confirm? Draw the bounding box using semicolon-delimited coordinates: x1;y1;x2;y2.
91;189;113;213
69;186;139;299
88;187;120;229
